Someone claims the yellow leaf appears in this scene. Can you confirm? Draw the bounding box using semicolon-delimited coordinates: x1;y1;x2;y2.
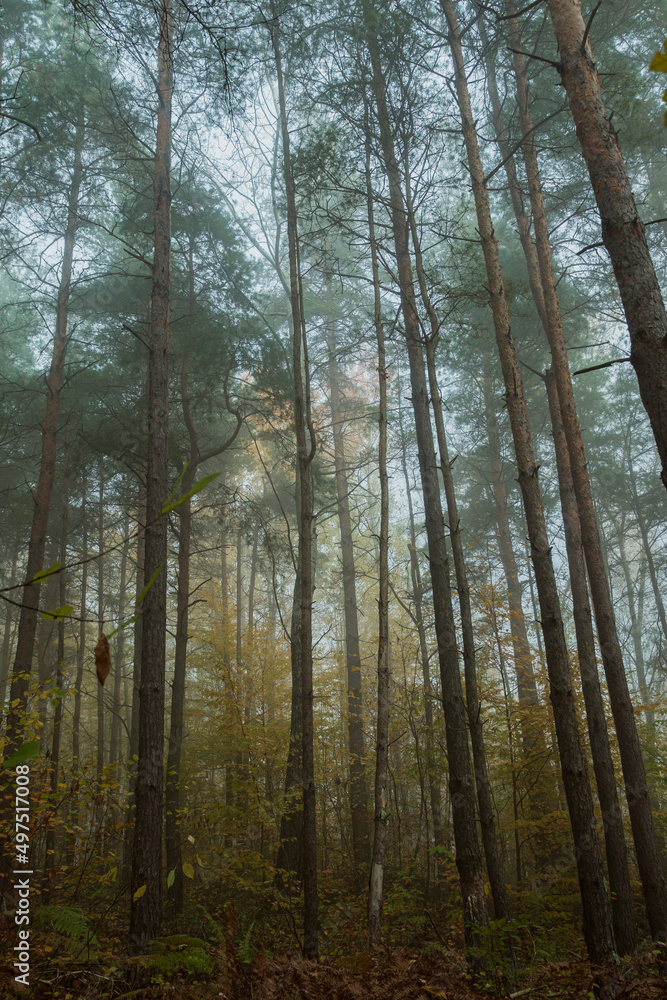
133;884;147;901
649;42;667;73
182;862;195;880
187;835;195;844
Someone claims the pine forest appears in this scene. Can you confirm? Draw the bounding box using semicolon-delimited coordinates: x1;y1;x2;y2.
1;0;667;997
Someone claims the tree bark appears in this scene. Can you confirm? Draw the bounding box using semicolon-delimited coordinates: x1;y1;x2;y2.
2;116;83;766
397;396;445;864
270;4;318;957
546;0;667;494
275;556;304;880
363;6;488;961
129;0;172;954
97;464;105;790
0;538;19;712
628;460;667;649
43;475;69;890
505;6;667;943
365;129;390;947
123;487;145;881
482;364;539;708
617;528;653;726
66;477;87;867
404;135;512;931
545;370;637;954
442;0;615;963
325;314;371;873
109;517;130;782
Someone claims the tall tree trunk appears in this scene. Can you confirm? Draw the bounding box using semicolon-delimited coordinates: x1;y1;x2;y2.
397;400;444;864
505;7;667;944
618;528;653;726
248;525;258;636
363;7;488;961
325;314;371;873
270;3;318;959
0;537;19;712
129;0;172;954
109;517;130;780
43;474;69;890
628;460;667;649
403;134;511;932
365;129;390;946
546;0;667;493
545;370;637;954
482;363;539;708
2;116;84;771
97;464;105;789
165;482;191;917
484;23;637;952
275;555;304;880
441;0;615;964
66;478;87;867
123;487;145;880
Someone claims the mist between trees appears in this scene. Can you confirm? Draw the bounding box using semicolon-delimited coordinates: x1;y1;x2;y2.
0;0;666;994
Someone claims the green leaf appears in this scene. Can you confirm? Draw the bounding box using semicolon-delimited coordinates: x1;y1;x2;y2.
161;472;221;516
107;613;140;639
3;741;40;769
41;603;74;621
137;560;166;606
162;461;191;511
30;561;60;585
167;869;175;889
133;884;147;901
182;862;195;880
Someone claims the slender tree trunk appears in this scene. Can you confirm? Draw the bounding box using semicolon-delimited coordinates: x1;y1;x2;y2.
505;7;667;943
0;538;19;712
546;0;667;493
275;555;304;879
365;130;390;946
2;116;84;771
248;526;258;636
129;0;172;954
165;481;192;917
397;401;444;863
482;364;539;707
363;7;488;960
485;25;636;952
97;464;105;788
109;518;130;781
441;0;615;963
43;477;69;889
491;589;522;889
270;5;318;956
629;462;667;648
123;488;145;880
545;370;637;954
325;315;371;873
403;135;511;931
618;529;653;726
66;479;87;867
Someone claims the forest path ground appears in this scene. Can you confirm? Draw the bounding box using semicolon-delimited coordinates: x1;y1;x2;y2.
0;947;665;1000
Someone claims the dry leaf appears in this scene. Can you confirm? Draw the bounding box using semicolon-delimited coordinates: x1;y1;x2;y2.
95;633;111;686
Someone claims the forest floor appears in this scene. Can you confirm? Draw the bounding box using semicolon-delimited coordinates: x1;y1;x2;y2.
0;946;665;1000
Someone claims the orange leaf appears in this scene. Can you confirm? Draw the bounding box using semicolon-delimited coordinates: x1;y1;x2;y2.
95;634;111;686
